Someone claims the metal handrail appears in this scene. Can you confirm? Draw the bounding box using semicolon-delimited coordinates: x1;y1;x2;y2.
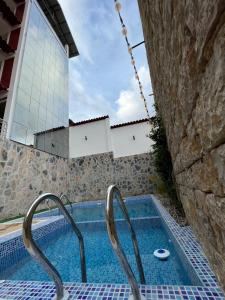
60;194;73;215
45;198;52;211
106;185;146;300
23;193;87;300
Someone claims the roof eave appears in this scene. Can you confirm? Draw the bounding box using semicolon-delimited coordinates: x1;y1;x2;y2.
70;116;109;127
36;0;78;58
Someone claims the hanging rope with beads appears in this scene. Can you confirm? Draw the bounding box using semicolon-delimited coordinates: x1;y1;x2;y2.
114;0;152;122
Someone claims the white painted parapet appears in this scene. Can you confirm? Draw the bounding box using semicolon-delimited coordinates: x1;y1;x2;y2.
69;116;112;158
110;120;153;158
69;117;154;158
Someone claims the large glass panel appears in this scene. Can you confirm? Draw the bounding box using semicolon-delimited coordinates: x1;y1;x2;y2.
11;0;69;158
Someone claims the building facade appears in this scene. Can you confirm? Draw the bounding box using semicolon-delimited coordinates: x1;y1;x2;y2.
0;0;77;157
0;0;25;121
69;116;153;158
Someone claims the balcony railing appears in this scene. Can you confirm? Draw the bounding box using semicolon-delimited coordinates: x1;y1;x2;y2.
0;0;21;26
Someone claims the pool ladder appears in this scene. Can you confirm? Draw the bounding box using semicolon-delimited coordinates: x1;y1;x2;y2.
23;193;87;300
106;185;146;300
45;193;73;216
60;193;73;215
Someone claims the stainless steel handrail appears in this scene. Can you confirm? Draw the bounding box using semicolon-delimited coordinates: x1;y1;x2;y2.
106;185;146;300
45;198;51;211
60;194;73;215
23;193;87;300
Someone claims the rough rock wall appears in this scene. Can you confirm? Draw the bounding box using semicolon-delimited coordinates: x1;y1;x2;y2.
0;137;68;219
138;0;225;289
68;152;154;201
0;137;154;219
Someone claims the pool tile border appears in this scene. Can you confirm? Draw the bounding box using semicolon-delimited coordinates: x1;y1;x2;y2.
0;281;224;300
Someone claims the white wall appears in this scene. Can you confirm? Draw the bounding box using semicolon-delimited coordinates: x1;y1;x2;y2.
111;122;153;158
69;118;154;158
69;118;112;158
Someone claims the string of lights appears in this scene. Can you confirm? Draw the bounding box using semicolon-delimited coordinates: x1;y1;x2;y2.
114;0;152;122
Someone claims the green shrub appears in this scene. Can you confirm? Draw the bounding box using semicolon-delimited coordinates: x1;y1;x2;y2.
149;175;168;195
149;106;185;216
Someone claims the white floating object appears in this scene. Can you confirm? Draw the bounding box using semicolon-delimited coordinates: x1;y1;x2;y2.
153;249;170;260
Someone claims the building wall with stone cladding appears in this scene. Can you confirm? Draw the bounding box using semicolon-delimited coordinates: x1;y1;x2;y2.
68;152;154;202
138;0;225;290
0;137;68;219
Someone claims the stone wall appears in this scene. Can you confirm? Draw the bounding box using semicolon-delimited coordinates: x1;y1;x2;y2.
0;137;154;219
0;137;68;219
138;0;225;290
68;152;154;201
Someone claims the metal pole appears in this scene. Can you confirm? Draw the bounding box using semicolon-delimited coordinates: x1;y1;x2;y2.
131;40;145;49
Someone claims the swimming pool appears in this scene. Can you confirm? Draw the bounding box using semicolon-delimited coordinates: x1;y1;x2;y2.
71;198;158;222
0;196;201;286
34;196;159;222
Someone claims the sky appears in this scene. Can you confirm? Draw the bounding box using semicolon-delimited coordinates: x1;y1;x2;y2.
58;0;155;125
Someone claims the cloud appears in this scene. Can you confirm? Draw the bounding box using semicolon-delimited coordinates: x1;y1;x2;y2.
115;66;155;123
69;65;155;124
58;1;155;124
68;66;115;122
58;0;117;64
58;0;94;63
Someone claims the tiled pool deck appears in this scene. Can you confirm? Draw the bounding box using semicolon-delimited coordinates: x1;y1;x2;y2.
0;281;223;300
0;195;224;300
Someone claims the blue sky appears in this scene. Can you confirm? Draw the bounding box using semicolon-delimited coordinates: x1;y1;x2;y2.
58;0;154;124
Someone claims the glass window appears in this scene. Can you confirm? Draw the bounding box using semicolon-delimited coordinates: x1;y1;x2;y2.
11;0;69;157
17;88;31;108
11;122;27;145
14;104;29;127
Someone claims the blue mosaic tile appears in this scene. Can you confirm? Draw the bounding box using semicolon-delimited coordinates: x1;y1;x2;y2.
0;217;68;273
0;281;224;300
0;194;224;299
151;195;222;290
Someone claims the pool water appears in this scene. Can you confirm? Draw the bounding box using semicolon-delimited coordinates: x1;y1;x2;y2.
0;197;201;286
70;198;158;222
1;219;200;285
3;219;191;284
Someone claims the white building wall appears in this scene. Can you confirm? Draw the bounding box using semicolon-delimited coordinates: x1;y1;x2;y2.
69;118;154;159
69;118;112;158
111;122;153;158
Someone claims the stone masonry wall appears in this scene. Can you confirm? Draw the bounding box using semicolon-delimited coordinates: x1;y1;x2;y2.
0;137;154;220
0;137;68;219
138;0;225;290
68;152;154;202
